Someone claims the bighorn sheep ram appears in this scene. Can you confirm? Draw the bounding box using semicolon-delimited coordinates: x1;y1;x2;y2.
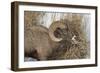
25;20;74;61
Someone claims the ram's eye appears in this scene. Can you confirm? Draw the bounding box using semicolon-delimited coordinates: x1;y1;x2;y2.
54;28;62;38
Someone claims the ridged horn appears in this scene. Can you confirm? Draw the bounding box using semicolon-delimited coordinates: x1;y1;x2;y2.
49;21;66;42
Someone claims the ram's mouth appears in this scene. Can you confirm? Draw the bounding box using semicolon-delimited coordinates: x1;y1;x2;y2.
25;49;40;61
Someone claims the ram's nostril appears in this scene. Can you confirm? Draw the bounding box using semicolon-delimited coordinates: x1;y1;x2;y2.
25;49;40;61
32;50;38;58
31;49;41;60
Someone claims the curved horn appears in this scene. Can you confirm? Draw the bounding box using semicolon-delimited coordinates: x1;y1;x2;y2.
49;21;66;42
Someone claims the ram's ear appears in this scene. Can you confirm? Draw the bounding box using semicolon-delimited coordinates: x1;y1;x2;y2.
54;27;63;39
49;21;66;42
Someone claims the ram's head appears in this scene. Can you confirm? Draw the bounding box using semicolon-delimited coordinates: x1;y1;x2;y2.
49;20;73;43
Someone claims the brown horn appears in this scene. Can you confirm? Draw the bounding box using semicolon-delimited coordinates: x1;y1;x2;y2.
49;21;66;42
